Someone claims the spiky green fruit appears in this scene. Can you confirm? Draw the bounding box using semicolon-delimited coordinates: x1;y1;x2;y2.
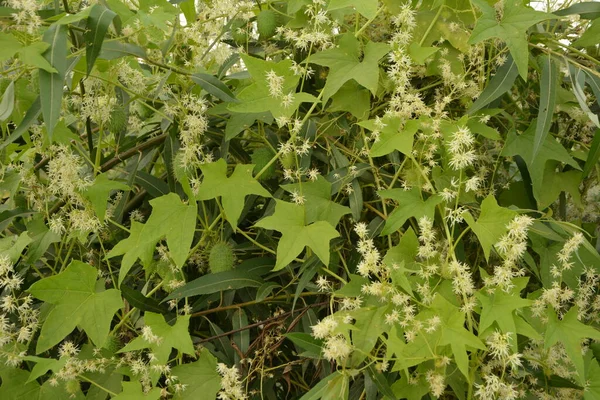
230;19;248;45
209;242;235;273
280;152;295;169
108;107;127;133
252;148;277;180
257;10;278;39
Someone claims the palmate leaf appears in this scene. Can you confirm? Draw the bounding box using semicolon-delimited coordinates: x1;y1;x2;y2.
545;307;600;385
358;117;418;157
28;261;124;353
196;158;271;229
118;312;195;365
281;176;351;226
463;195;517;261
378;188;442;235
328;0;378;19
113;382;161;400
107;193;197;285
82;173;130;221
171;348;221;400
309;33;390;102
255;200;339;270
468;0;556;79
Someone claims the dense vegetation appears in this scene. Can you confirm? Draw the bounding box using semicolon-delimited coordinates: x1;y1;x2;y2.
1;0;600;399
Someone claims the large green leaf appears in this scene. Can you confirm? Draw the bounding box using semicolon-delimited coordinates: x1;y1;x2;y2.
107;193;197;285
171;348;221;400
327;0;378;19
255;200;339;270
532;54;558;163
191;73;237;103
468;0;556;79
118;312;195;365
196;158;270;229
39;24;68;138
82;173;130;221
28;261;124;353
358;117;418;157
164;268;264;300
281;176;351;226
309;33;390;102
463;195;517;261
545;307;600;385
378;188;442;235
467;56;519;114
85;4;117;75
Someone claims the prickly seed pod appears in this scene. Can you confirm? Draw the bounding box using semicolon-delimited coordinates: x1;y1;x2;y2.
257;10;278;39
208;242;235;273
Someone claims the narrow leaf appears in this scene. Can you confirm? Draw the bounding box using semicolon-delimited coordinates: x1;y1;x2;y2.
582;129;600;179
39;24;68;138
85;4;117;76
555;2;600;19
191;73;238;103
164;269;264;301
0;80;14;121
120;285;167;314
468;56;519;114
532;55;558;163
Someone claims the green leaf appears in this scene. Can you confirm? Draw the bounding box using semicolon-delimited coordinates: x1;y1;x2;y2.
463;195;517;261
0;97;41;151
39;25;67;137
358;117;418;157
18;42;56;73
82;173;130;221
28;261;124;353
430;294;486;380
468;0;556;79
582;129;600;179
556;2;600;19
284;332;324;356
255;200;340;270
309;34;390;102
467;56;519;114
349;306;388;367
476;281;534;337
574;18;600;47
0;80;14;121
407;42;438;65
120;285;167;314
171;348;221;400
26;217;61;263
0;366;84;400
327;0;378;19
85;5;117;75
545;307;600;384
113;382;161;400
569;66;600;128
532;55;558;163
191;73;237;103
281;176;351;226
118;312;195;365
164;268;264;300
107;193;197;285
23;356;66;383
228;54;317;118
0;32;23;63
378;188;442;235
299;372;339;400
196;159;270;229
502;123;580;207
328;80;370;120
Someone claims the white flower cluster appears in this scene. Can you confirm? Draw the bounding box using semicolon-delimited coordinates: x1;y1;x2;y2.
217;363;247;400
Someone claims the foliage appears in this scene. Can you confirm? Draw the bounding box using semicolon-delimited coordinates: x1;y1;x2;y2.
1;0;600;399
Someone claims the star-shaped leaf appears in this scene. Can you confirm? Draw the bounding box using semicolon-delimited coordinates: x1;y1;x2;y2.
359;117;418;157
502;122;581;209
28;261;124;353
430;294;486;380
82;173;130;221
118;312;195;365
463;195;517;261
255;200;339;270
476;278;536;342
281;176;351;226
113;382;161;400
545;307;600;384
378;188;442;235
468;0;557;79
228;55;318;118
171;348;221;400
196;158;271;228
328;0;378;19
309;33;390;102
108;193;197;285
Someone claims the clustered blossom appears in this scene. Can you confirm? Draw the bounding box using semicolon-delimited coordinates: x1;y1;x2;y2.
217;363;247;400
447;126;476;170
